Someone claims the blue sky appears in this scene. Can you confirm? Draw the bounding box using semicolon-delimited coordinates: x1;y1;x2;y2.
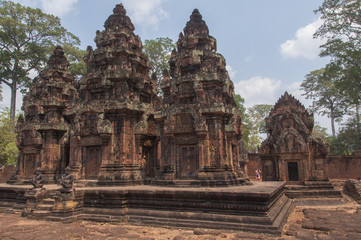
2;0;333;132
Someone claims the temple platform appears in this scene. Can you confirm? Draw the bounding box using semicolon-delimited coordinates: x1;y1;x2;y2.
0;181;293;235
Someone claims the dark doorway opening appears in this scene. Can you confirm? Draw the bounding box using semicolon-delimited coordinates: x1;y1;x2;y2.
287;162;299;181
24;155;36;178
85;147;101;179
179;146;198;179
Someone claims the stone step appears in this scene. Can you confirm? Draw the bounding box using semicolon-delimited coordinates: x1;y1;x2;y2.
32;210;52;217
75;180;98;187
36;204;53;211
285;189;342;199
42;198;55;205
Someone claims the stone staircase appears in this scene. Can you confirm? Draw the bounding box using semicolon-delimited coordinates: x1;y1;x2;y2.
30;198;55;219
285;181;342;198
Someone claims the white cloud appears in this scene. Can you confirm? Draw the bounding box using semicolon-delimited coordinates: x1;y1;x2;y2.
226;65;237;79
122;0;168;29
280;18;325;60
13;0;78;17
40;0;78;17
234;76;281;107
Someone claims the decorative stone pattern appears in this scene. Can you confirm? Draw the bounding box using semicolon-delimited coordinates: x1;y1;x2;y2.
345;179;361;202
155;9;247;185
11;5;247;187
68;4;158;185
11;46;76;184
260;92;329;182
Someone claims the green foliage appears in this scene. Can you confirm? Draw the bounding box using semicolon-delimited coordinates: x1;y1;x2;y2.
0;1;82;120
234;99;273;153
0;108;18;165
327;114;361;155
301;68;346;136
0;83;2;101
234;94;246;118
247;104;273;134
143;37;176;87
314;0;361;134
63;43;86;80
312;122;330;141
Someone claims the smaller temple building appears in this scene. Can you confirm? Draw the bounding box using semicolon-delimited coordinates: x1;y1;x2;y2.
259;92;329;183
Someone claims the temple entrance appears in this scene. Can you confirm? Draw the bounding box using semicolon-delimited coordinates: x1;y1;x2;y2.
287;161;299;181
85;147;101;179
179;146;198;179
144;146;155;178
24;155;36;178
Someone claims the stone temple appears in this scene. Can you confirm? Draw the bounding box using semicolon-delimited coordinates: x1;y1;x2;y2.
1;3;338;234
11;5;247;187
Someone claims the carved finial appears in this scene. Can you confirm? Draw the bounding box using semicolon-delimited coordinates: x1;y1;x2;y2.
53;46;65;56
190;9;202;22
113;4;126;15
178;32;184;40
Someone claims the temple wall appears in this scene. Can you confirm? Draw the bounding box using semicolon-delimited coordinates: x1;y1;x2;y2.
247;151;361;181
327;153;361;179
0;165;16;183
247;154;261;180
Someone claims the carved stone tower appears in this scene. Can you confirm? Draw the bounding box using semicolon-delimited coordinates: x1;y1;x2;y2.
70;4;158;185
12;46;76;183
260;92;329;183
155;9;247;186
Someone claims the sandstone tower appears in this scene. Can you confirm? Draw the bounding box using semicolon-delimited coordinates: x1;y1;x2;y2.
155;9;247;186
69;4;159;185
11;46;77;183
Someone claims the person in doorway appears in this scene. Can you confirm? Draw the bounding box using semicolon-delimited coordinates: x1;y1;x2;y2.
255;168;262;181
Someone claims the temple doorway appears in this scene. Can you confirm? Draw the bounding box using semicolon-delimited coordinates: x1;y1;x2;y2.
287;161;299;181
178;146;198;179
144;146;155;178
85;147;101;179
24;155;36;178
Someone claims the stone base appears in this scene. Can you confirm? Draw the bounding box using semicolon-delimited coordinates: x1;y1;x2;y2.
285;180;342;198
78;181;292;234
151;178;250;187
0;182;293;235
97;164;144;186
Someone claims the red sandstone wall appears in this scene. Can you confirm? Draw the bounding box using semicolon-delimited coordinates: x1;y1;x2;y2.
0;165;16;183
247;153;361;181
327;155;361;179
247;154;262;180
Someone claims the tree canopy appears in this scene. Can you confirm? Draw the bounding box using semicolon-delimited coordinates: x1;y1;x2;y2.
301;68;346;136
234;94;273;153
0;108;18;165
0;1;83;120
143;37;176;89
315;0;361;135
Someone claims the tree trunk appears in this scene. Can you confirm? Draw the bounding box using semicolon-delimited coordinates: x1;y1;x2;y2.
330;107;335;137
10;81;17;121
356;104;360;145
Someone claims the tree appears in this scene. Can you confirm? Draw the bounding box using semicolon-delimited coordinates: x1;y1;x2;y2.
143;37;176;89
63;43;86;80
312;122;330;141
327;114;361;155
0;108;18;165
301;68;346;136
234;94;246;118
315;0;361;136
0;1;82;120
239;104;273;153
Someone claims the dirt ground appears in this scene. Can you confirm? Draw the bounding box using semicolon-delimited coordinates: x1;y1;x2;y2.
0;197;360;240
